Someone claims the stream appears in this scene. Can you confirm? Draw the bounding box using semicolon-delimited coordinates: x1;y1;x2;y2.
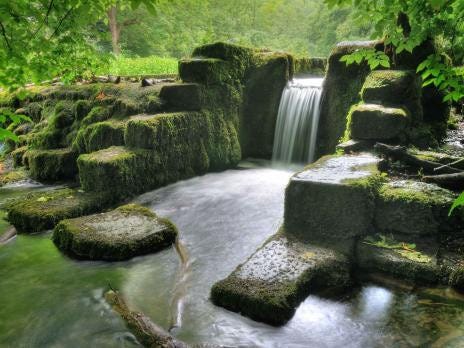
1;161;464;347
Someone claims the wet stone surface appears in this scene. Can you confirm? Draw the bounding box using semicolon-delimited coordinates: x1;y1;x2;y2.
294;153;379;184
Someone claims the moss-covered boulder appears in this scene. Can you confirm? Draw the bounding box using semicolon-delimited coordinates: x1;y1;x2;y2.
179;58;231;86
11;146;28;167
211;233;351;326
348;104;409;140
284;153;381;248
294;57;326;76
375;180;463;237
24;148;78;182
5;188;110;233
159;83;204;111
356;237;442;285
52;204;177;261
240;52;293;158
317;41;382;158
72;120;125;154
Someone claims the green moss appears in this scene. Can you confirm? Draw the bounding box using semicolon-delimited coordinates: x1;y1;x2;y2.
348;103;409;140
5;188;112;233
72;120;125;154
375;180;463;237
24;148;78;182
294;57;326;76
159;83;204;111
52;203;177;261
317;41;381;158
240;52;293;158
81;106;111;126
0;168;27;186
73;100;92;120
10;146;28;167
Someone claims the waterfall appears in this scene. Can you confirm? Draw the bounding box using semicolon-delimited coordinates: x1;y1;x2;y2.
272;77;324;164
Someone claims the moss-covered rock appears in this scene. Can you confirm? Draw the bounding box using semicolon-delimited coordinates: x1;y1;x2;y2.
81;106;111;126
317;41;383;158
361;70;419;100
375;180;462;237
0;168;28;186
284;153;381;247
240;52;293;158
356;237;442;285
24;148;78;182
53;204;177;261
73;120;125;154
348;104;409;140
294;57;326;76
159;83;204;111
11;146;28;167
179;58;232;86
211;232;351;326
5;188;111;233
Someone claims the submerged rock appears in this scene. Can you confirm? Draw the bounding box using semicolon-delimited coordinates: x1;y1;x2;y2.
53;204;177;261
211;232;351;326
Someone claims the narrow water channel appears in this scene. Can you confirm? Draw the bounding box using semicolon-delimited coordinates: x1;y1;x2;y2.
1;162;464;347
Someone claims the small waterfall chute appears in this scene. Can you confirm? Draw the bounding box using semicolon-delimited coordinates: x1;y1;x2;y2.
272;77;324;164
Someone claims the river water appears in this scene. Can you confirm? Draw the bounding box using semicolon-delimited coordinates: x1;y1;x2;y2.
1;162;464;347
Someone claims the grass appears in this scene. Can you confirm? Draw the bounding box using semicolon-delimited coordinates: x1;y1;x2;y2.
96;56;178;76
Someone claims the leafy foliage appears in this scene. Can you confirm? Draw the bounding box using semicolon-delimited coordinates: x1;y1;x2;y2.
340;48;390;69
95;55;178;76
449;191;464;216
327;0;464;103
0;109;31;142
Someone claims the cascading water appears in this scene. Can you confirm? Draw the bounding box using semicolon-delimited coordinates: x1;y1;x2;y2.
272;77;324;164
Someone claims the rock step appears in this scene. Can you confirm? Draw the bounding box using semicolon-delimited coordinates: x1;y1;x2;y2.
211;233;351;326
361;70;421;105
284;153;381;248
24;147;78;182
53;204;177;261
348;103;409;140
159;83;204;111
356;238;443;285
179;58;230;85
375;180;463;237
5;188;111;233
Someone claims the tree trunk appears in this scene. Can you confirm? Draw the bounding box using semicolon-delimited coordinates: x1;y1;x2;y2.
107;6;121;56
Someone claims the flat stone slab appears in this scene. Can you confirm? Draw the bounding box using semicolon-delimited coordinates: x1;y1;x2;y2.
356;238;442;285
349;103;408;140
375;180;461;236
5;188;109;233
211;233;351;326
284;153;380;243
53;204;177;261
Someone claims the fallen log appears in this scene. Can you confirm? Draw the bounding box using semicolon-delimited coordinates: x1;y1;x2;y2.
374;143;463;174
423;172;464;191
105;290;189;348
0;227;17;245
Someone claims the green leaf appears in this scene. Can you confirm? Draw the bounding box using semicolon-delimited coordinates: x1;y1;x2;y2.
449;191;464;216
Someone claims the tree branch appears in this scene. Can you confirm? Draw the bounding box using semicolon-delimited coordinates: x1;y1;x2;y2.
32;0;55;38
50;7;73;38
0;22;11;51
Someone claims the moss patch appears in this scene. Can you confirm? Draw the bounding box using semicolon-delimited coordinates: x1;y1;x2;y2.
5;188;112;233
24;148;78;182
73;120;125;154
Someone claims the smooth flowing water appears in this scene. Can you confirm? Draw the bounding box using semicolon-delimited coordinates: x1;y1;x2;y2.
1;163;464;347
272;78;324;164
